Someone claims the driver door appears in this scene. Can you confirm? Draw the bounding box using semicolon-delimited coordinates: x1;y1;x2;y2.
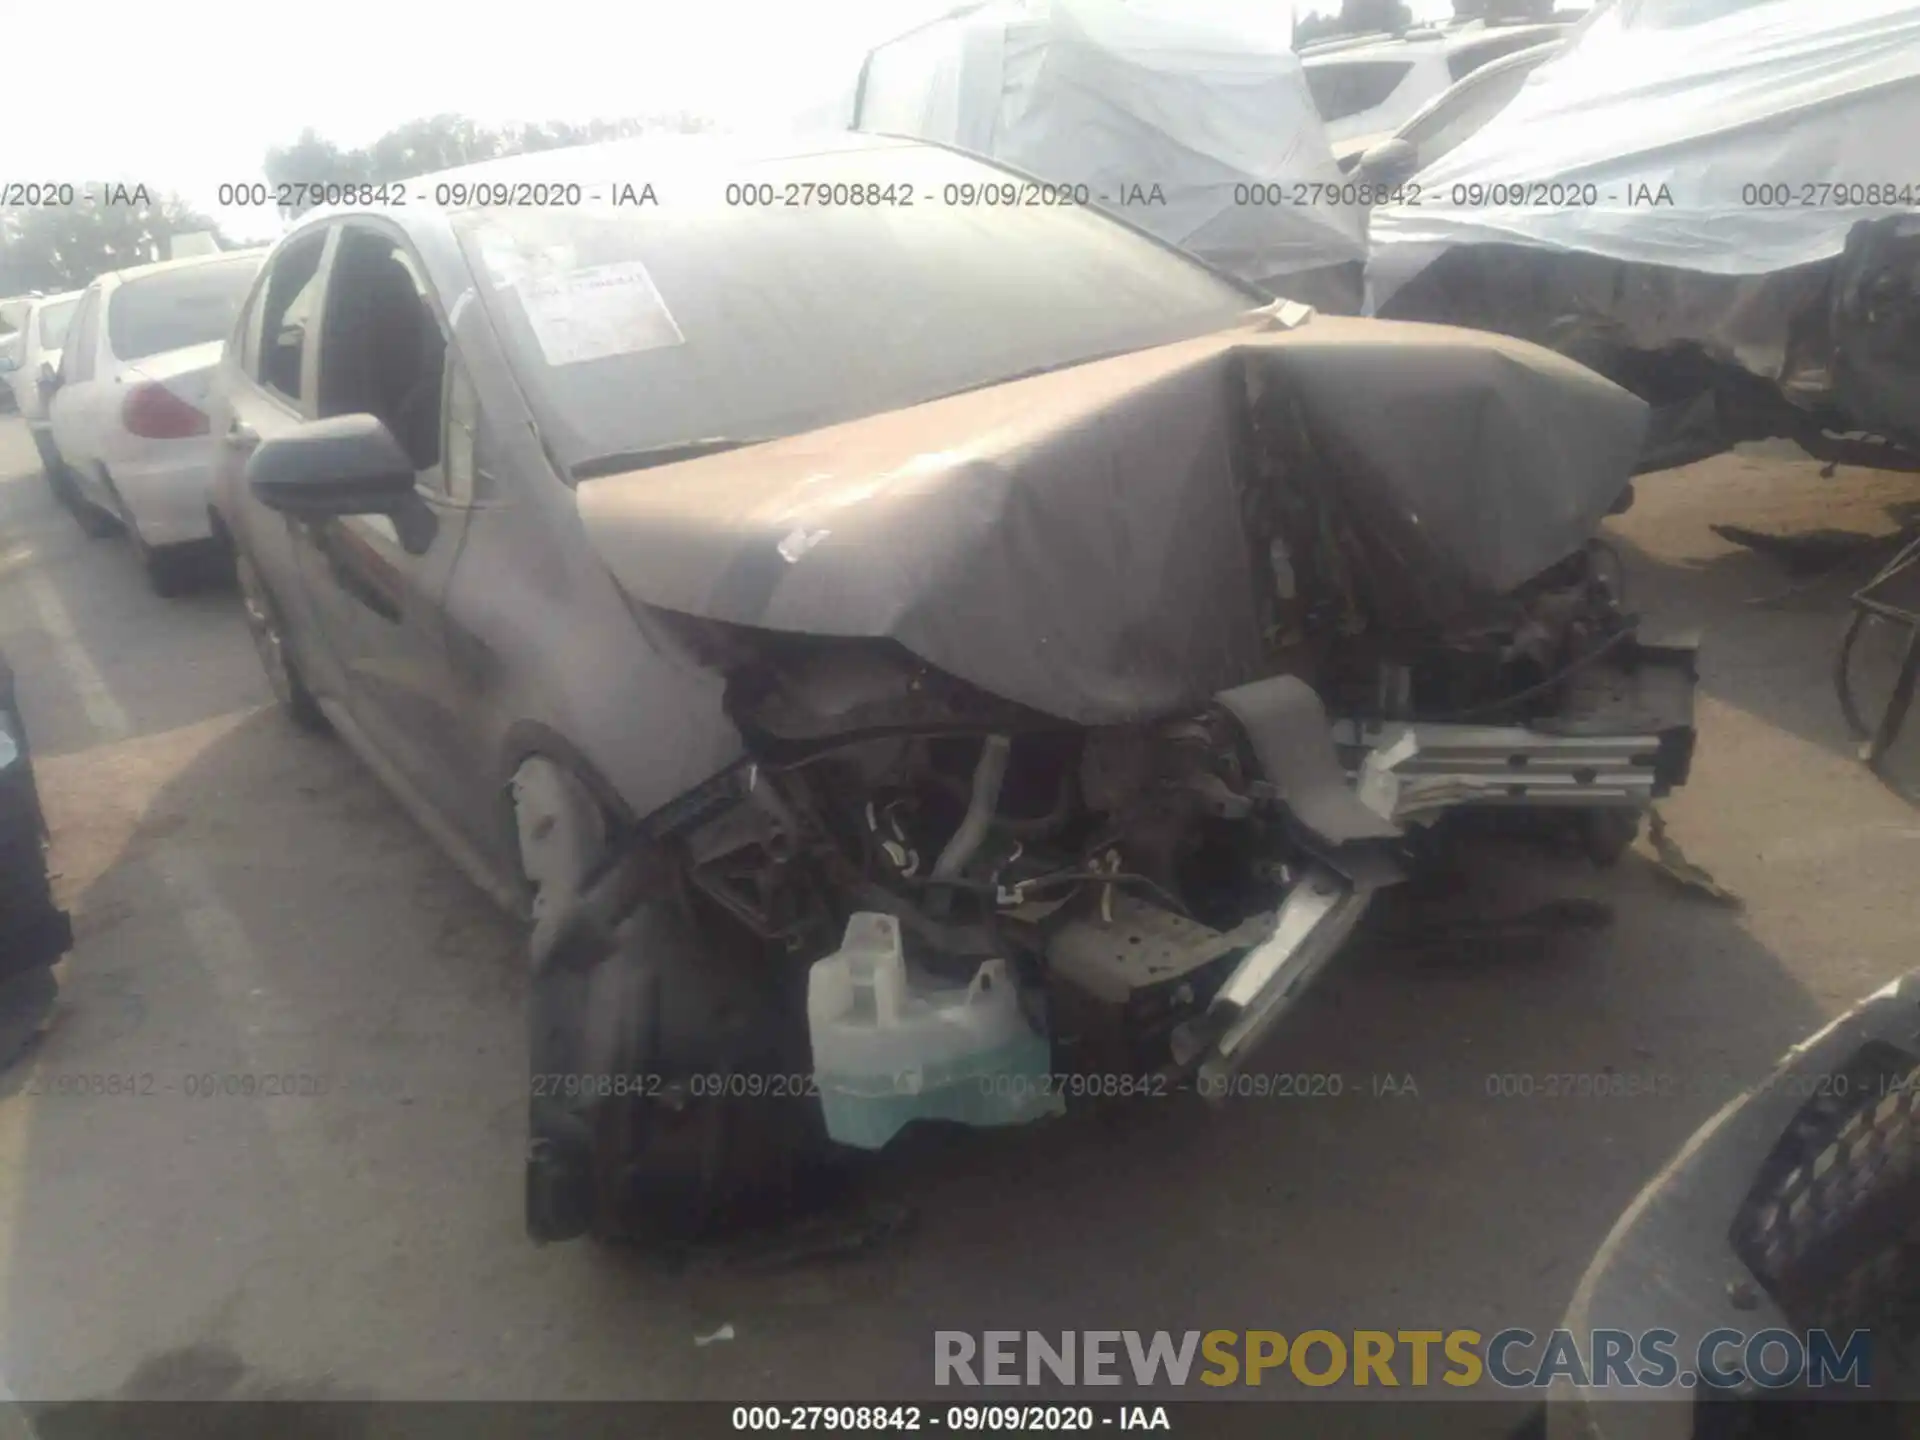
300;220;483;849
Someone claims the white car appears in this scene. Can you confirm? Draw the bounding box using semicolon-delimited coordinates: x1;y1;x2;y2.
1;290;83;474
0;333;18;411
46;250;266;594
1301;20;1568;149
1341;39;1566;181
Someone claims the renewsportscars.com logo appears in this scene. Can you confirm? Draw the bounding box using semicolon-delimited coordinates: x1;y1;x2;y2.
933;1328;1872;1391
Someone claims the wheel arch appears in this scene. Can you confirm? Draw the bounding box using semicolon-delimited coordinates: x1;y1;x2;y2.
497;722;645;925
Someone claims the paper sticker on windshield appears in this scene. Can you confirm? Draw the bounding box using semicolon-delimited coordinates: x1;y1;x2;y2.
518;260;684;367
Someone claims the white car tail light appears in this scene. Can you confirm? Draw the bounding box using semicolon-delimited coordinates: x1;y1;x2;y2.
121;382;209;440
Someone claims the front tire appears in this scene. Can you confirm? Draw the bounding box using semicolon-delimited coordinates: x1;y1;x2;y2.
521;843;829;1248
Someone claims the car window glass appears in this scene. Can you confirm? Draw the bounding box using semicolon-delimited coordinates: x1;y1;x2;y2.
1403;59;1535;159
315;227;449;479
38;298;79;350
256;233;328;408
1305;60;1414;123
106;258;260;363
457;150;1255;473
1447;34;1549;82
60;289;99;383
233;287;260;375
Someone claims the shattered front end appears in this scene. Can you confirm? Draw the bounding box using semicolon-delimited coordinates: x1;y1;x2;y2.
545;314;1700;1238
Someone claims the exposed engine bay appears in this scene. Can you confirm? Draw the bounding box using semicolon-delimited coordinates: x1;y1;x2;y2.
654;534;1695;1101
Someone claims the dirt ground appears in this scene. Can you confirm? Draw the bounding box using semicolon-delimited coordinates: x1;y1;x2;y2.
0;418;1917;1407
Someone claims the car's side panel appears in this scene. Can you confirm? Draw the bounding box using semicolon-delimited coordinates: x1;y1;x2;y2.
46;282;112;510
295;220;489;861
219;205;748;901
411;223;745;854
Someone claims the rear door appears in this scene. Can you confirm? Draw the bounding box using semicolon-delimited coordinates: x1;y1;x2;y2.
300;219;486;850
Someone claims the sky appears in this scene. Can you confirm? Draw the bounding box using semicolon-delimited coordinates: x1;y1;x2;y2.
3;0;1387;243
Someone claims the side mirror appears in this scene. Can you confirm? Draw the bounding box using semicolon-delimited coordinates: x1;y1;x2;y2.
247;414;418;517
1354;138;1418;190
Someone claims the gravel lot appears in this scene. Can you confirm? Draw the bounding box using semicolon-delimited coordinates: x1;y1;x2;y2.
0;416;1916;1406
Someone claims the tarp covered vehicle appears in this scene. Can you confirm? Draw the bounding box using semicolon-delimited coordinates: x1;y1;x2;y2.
1368;0;1920;474
851;0;1370;310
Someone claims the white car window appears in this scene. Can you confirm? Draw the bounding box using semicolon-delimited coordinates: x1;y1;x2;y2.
107;259;259;363
1305;60;1415;124
59;288;101;384
253;232;329;409
38;297;80;350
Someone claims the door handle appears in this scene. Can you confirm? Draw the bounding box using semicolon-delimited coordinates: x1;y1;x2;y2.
226;420;260;450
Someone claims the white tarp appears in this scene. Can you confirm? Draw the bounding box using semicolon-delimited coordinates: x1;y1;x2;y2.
854;0;1368;288
1368;0;1920;311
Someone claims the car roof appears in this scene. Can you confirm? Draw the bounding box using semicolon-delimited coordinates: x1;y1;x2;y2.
94;248;270;289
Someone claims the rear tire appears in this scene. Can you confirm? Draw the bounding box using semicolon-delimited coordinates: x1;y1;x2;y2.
66;477;121;539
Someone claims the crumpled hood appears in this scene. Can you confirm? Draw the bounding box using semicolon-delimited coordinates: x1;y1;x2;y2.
578;314;1648;726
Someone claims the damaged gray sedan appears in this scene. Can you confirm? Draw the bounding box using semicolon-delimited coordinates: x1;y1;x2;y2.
205;132;1699;1244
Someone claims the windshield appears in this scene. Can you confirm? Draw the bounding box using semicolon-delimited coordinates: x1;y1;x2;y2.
36;297;79;350
106;257;260;362
454;146;1256;471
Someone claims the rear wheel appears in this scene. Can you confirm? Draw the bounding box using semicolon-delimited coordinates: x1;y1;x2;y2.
235;551;327;733
33;433;76;507
63;472;121;538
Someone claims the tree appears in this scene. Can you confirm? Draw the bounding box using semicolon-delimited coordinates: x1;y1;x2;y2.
1340;0;1415;30
0;186;226;294
263;112;715;217
1295;0;1414;44
1454;0;1554;15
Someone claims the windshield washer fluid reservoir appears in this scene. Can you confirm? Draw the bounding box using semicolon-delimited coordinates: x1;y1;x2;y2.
807;912;1061;1150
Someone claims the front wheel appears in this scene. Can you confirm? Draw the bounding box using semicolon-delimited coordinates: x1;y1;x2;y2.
524;854;831;1247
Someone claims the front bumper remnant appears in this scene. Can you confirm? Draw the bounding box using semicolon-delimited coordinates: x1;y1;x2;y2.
1339;635;1700;825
